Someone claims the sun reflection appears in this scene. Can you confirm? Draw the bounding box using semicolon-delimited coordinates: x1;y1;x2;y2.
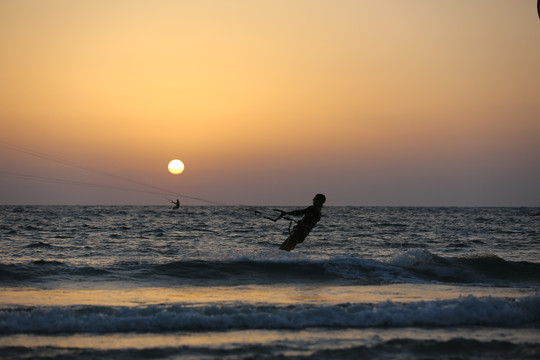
0;284;533;307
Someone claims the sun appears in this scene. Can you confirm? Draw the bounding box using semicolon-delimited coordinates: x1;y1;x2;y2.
168;159;185;175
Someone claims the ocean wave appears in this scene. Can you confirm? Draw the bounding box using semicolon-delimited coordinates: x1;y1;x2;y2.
3;338;539;360
1;251;539;286
310;339;540;360
3;339;538;360
25;242;55;249
152;259;343;283
387;250;540;285
0;261;111;282
1;295;538;334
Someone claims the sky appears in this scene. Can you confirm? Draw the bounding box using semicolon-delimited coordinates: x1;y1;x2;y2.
1;0;539;206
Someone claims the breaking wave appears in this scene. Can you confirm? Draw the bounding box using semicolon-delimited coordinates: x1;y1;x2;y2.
1;295;538;334
1;250;539;286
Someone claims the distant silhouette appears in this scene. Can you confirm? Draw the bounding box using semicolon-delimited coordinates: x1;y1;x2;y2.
171;199;180;210
279;194;326;251
538;0;539;20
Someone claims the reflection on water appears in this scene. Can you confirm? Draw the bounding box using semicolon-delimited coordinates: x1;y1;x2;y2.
2;328;540;351
1;284;535;307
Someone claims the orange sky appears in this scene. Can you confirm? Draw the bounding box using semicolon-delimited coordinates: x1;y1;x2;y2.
1;0;539;206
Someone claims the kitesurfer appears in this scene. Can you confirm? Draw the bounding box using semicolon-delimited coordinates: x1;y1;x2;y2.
279;194;326;251
171;199;180;210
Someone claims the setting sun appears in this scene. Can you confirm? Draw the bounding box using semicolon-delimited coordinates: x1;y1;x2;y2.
0;0;538;207
168;159;184;175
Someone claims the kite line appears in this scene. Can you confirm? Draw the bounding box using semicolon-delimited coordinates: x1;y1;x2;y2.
0;140;227;205
1;141;297;228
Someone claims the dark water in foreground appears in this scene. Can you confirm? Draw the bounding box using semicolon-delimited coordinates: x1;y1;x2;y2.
1;206;539;359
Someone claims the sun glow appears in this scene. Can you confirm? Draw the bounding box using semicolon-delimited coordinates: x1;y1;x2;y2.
168;159;184;175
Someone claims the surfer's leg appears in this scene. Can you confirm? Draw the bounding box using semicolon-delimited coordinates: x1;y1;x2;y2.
279;237;293;251
279;230;305;251
287;241;297;251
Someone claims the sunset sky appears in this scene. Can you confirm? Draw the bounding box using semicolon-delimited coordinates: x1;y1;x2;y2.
1;0;539;206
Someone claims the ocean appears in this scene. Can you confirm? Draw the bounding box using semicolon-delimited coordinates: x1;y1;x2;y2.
0;206;539;359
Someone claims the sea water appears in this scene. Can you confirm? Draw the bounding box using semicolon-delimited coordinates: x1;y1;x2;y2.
0;206;539;359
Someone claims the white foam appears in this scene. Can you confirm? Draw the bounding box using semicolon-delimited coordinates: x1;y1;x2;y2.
1;295;538;334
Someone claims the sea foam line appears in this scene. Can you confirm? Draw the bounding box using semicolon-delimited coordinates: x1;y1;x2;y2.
1;295;538;334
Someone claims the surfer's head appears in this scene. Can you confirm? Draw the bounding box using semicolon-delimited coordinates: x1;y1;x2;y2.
313;194;326;207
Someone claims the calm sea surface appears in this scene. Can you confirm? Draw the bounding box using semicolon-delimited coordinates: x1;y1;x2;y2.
1;206;539;359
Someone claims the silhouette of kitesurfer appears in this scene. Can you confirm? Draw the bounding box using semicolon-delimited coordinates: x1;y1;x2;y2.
171;199;180;210
279;194;326;251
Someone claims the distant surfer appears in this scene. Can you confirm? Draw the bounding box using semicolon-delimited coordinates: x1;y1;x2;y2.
171;199;180;210
279;194;326;251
